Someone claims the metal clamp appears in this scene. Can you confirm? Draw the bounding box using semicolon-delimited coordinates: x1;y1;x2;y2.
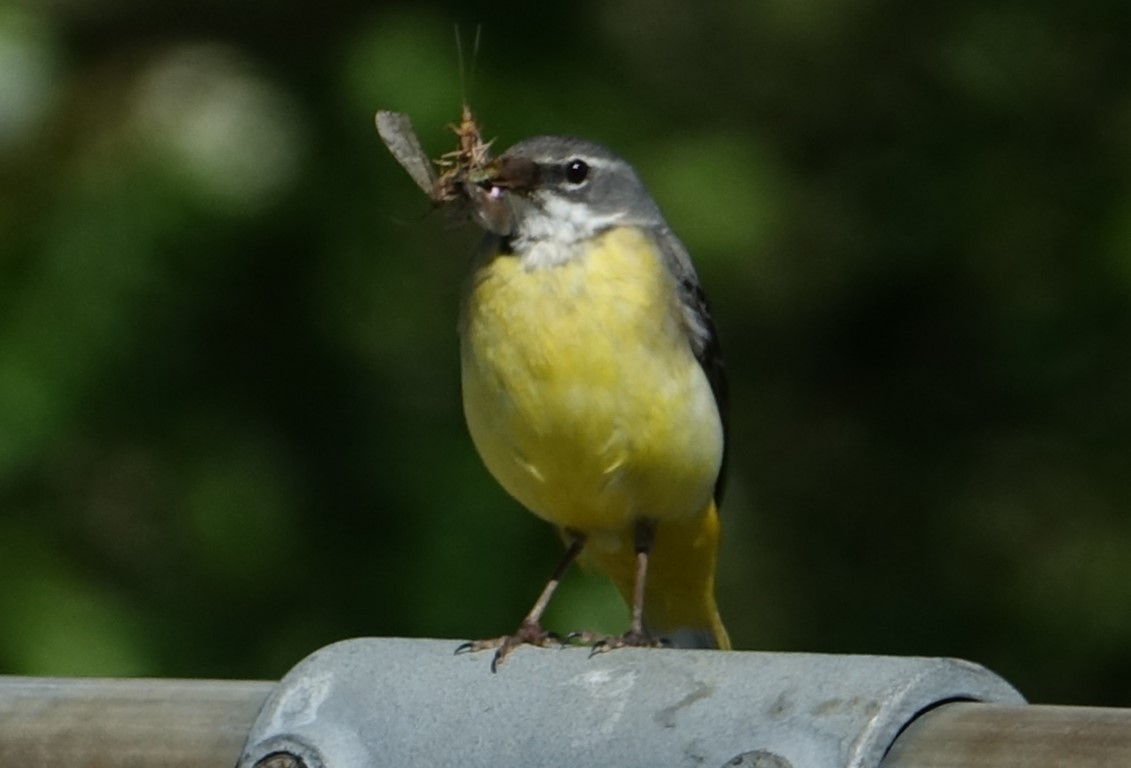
237;638;1023;768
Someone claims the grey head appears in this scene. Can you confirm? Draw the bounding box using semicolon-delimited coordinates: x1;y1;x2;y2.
468;136;665;248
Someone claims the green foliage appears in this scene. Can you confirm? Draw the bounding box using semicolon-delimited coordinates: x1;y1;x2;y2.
1;0;1129;705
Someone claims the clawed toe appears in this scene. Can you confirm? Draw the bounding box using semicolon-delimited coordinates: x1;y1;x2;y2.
457;621;561;671
592;629;665;654
564;629;602;646
566;628;666;656
459;620;670;671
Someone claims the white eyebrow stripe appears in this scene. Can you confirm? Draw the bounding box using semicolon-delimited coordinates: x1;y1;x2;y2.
531;155;617;170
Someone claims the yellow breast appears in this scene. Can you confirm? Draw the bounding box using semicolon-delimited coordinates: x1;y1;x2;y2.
458;226;723;541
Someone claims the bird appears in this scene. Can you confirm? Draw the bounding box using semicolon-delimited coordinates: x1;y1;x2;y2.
456;135;730;669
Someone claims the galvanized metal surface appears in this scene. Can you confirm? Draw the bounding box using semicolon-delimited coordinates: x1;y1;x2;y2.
237;637;1025;768
881;701;1131;768
0;675;273;768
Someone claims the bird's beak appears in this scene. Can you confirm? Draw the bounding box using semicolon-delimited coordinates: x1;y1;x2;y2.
486;156;539;193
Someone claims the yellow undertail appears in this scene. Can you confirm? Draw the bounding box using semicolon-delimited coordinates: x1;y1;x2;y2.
580;499;730;650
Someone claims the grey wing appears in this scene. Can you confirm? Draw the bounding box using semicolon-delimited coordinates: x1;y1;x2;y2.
654;227;729;506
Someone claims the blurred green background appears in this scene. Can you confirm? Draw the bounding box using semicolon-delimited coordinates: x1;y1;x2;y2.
2;0;1130;706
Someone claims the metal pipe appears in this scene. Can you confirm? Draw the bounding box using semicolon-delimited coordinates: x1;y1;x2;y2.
0;676;273;768
881;702;1131;768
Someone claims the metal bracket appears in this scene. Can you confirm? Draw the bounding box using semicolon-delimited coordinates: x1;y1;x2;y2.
236;638;1024;768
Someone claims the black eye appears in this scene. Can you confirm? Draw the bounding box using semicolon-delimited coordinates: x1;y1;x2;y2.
564;159;589;184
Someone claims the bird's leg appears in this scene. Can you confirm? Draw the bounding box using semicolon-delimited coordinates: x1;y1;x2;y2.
624;518;654;641
457;531;585;671
576;519;666;653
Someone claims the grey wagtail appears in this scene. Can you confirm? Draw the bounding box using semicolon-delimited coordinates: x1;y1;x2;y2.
457;135;730;669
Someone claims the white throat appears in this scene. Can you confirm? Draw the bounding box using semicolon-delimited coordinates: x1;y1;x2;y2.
511;195;625;270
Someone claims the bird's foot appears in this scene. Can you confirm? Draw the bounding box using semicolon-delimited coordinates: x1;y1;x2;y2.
456;620;561;672
567;629;668;656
